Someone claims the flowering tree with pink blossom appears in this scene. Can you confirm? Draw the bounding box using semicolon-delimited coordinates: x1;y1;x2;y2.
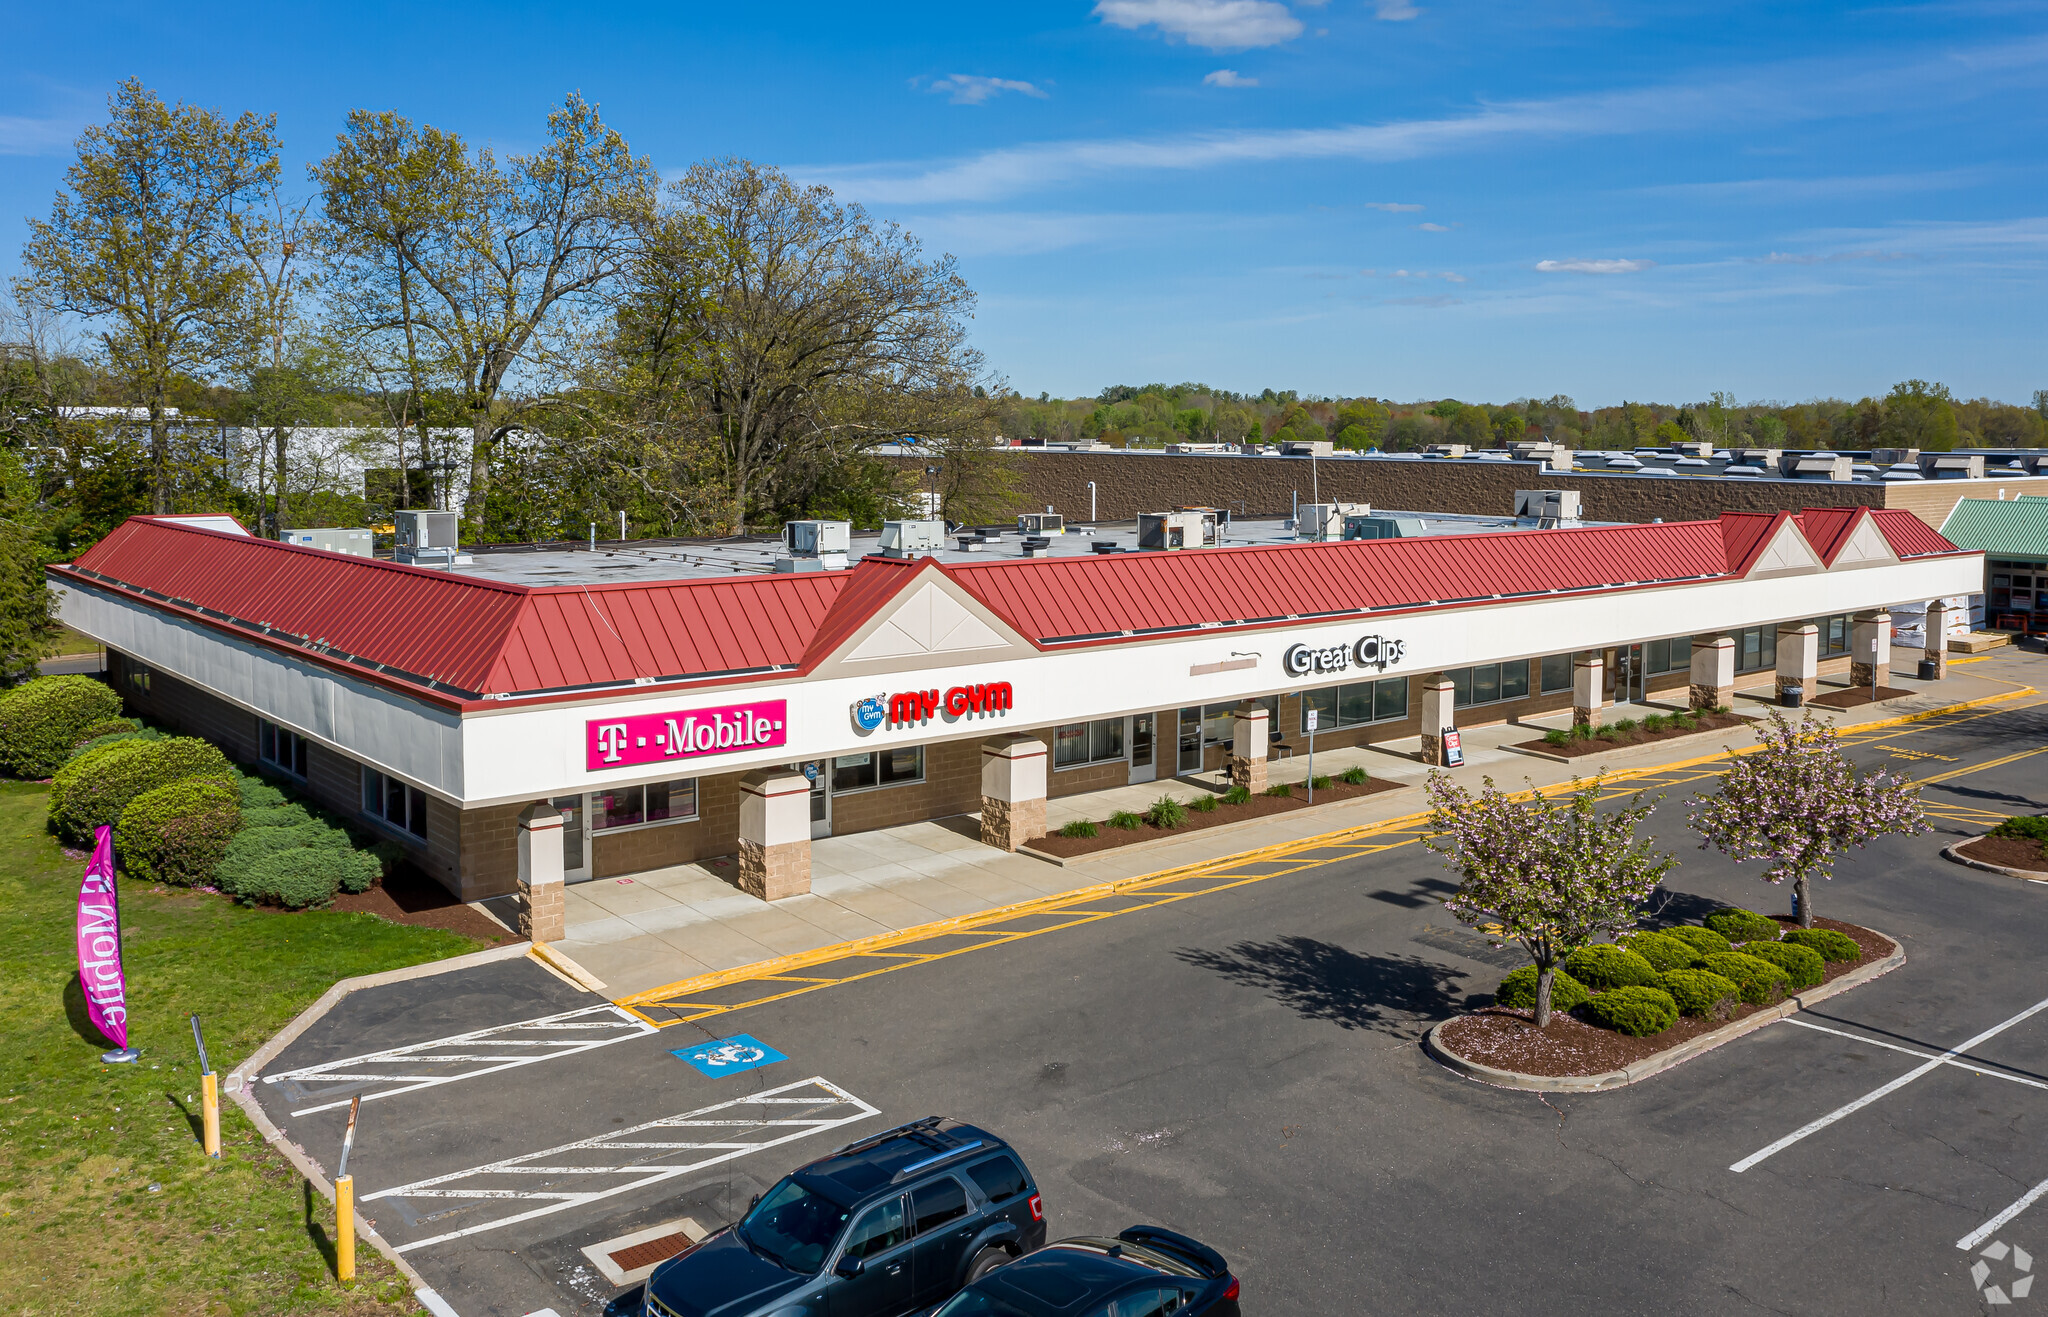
1688;710;1927;929
1425;772;1675;1027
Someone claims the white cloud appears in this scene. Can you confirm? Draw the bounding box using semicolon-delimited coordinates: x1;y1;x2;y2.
925;75;1049;105
0;114;80;156
1375;0;1421;17
1364;201;1424;212
1204;69;1260;87
1093;0;1303;51
1415;221;1451;231
1632;168;1989;202
1754;249;1909;265
1536;258;1655;273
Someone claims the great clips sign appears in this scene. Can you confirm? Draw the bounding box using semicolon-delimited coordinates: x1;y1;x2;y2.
587;700;787;771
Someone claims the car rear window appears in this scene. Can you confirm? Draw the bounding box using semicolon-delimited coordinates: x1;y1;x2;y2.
966;1153;1028;1203
913;1177;970;1234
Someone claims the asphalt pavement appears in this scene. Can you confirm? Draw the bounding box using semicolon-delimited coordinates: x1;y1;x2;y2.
252;680;2048;1317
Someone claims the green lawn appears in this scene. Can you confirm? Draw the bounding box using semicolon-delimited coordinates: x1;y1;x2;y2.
0;781;481;1316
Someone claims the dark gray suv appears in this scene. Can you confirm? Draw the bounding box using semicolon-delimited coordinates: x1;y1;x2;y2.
645;1118;1046;1317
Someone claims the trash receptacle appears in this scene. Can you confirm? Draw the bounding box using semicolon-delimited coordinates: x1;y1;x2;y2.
1917;658;1939;680
1780;685;1803;709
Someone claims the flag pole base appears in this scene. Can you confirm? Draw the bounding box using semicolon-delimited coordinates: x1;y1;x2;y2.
100;1048;140;1064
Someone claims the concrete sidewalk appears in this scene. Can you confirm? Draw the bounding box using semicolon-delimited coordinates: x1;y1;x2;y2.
543;654;2040;998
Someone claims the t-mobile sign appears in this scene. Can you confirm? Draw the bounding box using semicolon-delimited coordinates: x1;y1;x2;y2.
587;700;787;771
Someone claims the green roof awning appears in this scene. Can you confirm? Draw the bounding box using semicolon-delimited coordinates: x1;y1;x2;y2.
1939;498;2048;557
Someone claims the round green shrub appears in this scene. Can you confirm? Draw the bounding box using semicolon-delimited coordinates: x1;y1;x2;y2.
1698;952;1792;1005
49;736;233;845
1494;965;1591;1013
1188;794;1218;814
71;716;141;751
1782;928;1861;963
1579;986;1680;1037
1108;810;1142;830
69;726;163;763
232;847;369;909
1661;925;1733;957
1058;818;1098;839
116;778;242;886
215;820;355;896
1563;943;1661;990
1619;931;1698;972
240;802;314;830
1338;765;1369;785
1146;795;1189;829
1740;940;1826;990
1262;783;1293;797
1659;968;1743;1018
0;675;124;778
1704;907;1782;944
1221;785;1252;805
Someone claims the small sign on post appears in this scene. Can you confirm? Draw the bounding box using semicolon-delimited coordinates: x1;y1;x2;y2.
1305;707;1318;802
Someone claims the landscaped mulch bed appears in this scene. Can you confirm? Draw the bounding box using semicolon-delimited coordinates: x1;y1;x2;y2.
1432;916;1895;1078
1027;776;1405;858
1957;833;2048;874
1809;685;1915;709
332;864;516;945
1508;710;1750;759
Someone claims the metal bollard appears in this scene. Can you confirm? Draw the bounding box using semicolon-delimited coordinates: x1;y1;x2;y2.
335;1174;355;1286
192;1015;219;1159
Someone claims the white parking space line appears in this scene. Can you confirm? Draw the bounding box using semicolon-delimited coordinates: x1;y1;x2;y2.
1785;1020;2048;1091
260;1005;656;1117
1961;1178;2048;1251
364;1075;878;1253
1731;994;2048;1173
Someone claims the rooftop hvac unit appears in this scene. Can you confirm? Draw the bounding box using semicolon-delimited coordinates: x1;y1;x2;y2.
1295;501;1369;542
878;519;946;558
1342;514;1426;541
1017;512;1064;536
1513;489;1582;527
283;528;374;557
776;520;851;572
1138;509;1217;550
1921;454;1986;480
394;510;461;567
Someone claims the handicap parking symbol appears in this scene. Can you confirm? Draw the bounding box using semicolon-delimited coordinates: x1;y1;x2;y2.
673;1033;787;1077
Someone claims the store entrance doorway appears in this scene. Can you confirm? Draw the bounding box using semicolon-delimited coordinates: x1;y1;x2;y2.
550;795;590;882
1612;644;1647;705
792;760;832;838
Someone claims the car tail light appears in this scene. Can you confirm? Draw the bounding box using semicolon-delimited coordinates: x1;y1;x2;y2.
1027;1193;1043;1222
1222;1276;1239;1302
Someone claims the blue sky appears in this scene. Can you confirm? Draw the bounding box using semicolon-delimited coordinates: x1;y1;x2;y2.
4;1;2045;405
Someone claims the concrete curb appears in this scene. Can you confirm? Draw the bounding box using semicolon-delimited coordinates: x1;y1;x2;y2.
1423;929;1906;1093
1019;781;1417;867
1497;716;1756;766
1942;841;2048;883
223;940;532;1288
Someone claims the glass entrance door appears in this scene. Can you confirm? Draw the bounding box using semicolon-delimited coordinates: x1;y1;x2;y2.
551;794;590;882
792;761;831;839
1615;644;1646;704
1178;708;1202;774
1129;714;1156;784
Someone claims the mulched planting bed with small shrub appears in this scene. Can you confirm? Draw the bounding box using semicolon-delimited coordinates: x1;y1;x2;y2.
1027;773;1404;858
1809;685;1915;709
1433;915;1894;1078
1510;709;1750;759
1957;815;2048;873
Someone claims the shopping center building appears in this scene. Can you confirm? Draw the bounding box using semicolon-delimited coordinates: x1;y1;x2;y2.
51;506;1980;925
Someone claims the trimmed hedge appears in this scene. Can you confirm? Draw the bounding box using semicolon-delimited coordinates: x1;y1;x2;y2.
215;820;355;896
1659;968;1743;1018
0;675;123;778
1580;986;1680;1037
1494;965;1591;1013
1619;931;1698;972
49;736;233;845
71;716;141;751
1661;925;1734;958
241;802;314;830
1704;908;1782;945
1698;952;1792;1005
238;776;289;810
1563;943;1662;990
231;847;383;909
1782;928;1862;964
70;726;163;763
116;778;242;886
1742;940;1826;990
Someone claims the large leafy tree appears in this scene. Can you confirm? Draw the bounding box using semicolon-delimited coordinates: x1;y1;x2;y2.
606;158;993;534
15;80;277;513
1425;773;1675;1026
1878;379;1959;453
1689;711;1927;928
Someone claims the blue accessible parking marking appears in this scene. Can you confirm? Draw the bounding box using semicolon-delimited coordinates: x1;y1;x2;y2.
672;1034;787;1077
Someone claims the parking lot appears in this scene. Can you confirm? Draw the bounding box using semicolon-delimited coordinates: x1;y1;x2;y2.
252;687;2048;1316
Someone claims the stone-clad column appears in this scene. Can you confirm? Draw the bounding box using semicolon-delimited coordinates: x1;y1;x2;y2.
1228;700;1270;791
980;735;1048;851
738;769;813;900
1689;635;1734;711
1572;653;1604;727
1418;677;1456;766
1923;600;1952;679
1851;612;1891;691
517;802;565;943
1776;622;1819;706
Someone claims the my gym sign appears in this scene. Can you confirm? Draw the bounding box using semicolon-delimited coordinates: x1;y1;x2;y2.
1283;634;1406;678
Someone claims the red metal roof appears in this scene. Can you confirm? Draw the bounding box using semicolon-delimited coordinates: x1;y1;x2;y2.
54;510;1972;709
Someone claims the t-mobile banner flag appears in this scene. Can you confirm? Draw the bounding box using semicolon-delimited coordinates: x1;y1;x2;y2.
586;699;788;772
75;825;129;1052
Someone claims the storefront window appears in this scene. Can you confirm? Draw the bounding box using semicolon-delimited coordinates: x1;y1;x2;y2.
591;777;699;831
1645;639;1685;675
1737;626;1778;673
833;746;923;792
259;718;308;778
1445;661;1530;709
1540;653;1573;693
362;767;428;840
1302;678;1408;732
1821;615;1850;657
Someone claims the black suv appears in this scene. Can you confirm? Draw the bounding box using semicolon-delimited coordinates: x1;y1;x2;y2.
645;1118;1047;1317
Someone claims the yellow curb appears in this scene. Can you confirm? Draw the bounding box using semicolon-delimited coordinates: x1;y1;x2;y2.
530;942;608;993
612;684;2035;1020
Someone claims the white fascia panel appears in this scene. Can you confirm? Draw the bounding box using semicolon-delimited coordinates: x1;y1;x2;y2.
56;580;464;799
456;555;1978;807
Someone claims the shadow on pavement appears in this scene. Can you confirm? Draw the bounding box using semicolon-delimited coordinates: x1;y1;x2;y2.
1175;935;1475;1037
